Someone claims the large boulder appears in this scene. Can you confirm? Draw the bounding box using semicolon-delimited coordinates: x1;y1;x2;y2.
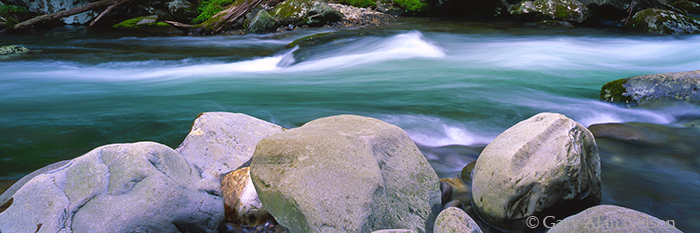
471;113;601;231
547;205;681;232
509;0;590;23
250;115;441;233
0;142;223;233
433;207;482;233
625;8;700;34
271;0;344;26
601;70;700;105
176;112;284;178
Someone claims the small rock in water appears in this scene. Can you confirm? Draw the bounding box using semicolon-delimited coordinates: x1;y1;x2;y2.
440;181;453;205
0;45;29;56
440;178;472;208
460;160;476;182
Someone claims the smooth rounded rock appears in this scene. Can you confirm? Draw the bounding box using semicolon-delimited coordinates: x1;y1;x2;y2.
471;113;601;231
176;112;283;178
601;70;700;105
0;142;224;233
434;207;483;233
509;0;590;23
251;115;441;233
271;0;344;26
547;205;681;232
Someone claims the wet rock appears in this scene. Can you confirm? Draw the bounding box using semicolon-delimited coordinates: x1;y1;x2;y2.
0;45;29;55
460;160;476;182
433;207;483;233
0;142;224;233
578;0;676;20
588;123;646;140
442;200;463;209
328;3;397;28
112;15;184;35
271;0;344;26
509;0;590;23
471;113;601;231
222;167;272;226
440;178;471;208
601;70;700;105
176;112;283;178
250;115;441;233
247;10;280;33
547;205;682;232
440;181;453;205
626;8;700;34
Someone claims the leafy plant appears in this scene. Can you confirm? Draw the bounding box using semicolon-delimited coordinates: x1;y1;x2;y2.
393;0;426;13
340;0;376;8
0;5;29;15
192;0;236;24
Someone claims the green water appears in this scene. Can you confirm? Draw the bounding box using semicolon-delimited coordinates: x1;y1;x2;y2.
1;20;699;231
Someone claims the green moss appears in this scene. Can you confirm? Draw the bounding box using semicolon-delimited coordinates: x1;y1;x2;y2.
460;161;476;182
600;78;633;103
192;0;236;24
393;0;427;13
113;16;152;29
0;5;28;15
156;22;169;27
339;0;376;8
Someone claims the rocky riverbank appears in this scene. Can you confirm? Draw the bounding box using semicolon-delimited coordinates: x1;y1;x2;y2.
0;110;683;232
3;0;700;35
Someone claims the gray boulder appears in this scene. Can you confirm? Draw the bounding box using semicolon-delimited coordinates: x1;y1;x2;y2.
166;0;197;22
626;8;700;34
271;0;344;26
471;113;601;231
509;0;590;23
247;10;280;34
250;115;441;233
547;205;681;232
0;142;224;233
176;112;283;178
433;207;482;233
601;70;700;105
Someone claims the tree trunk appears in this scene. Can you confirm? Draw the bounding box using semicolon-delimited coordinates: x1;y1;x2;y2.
195;0;264;34
13;0;134;30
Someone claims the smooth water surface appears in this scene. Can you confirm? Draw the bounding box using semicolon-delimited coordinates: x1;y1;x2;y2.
1;21;699;231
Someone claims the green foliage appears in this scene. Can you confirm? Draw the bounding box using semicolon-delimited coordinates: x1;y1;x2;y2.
393;0;426;13
339;0;376;8
192;0;235;24
0;5;29;15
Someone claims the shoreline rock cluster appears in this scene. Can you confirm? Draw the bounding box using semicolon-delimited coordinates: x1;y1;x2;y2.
0;110;683;232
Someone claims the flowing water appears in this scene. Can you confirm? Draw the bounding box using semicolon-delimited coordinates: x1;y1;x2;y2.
1;19;699;231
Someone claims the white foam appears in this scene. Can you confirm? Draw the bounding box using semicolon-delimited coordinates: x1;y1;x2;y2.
380;114;494;147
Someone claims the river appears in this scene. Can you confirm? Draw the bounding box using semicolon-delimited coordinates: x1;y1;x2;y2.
1;19;699;231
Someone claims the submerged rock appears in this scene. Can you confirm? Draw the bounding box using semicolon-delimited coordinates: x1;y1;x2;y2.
271;0;344;26
250;115;441;233
626;8;700;34
433;207;483;233
547;205;682;232
471;113;601;231
600;70;700;105
439;178;471;209
0;142;224;233
176;112;283;178
509;0;590;23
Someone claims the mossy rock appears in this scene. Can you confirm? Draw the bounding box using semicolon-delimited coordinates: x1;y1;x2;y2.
459;161;476;182
0;45;29;56
247;10;280;33
672;0;700;14
393;0;430;14
600;78;633;104
626;8;700;34
509;0;590;23
602;70;700;105
113;15;184;35
271;0;344;26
